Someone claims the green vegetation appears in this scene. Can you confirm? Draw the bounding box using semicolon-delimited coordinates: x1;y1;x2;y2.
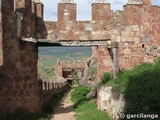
72;71;80;85
106;60;160;118
71;85;113;120
100;72;113;85
0;110;47;120
71;85;91;104
74;100;113;120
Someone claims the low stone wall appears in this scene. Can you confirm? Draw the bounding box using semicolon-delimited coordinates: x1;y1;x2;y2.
38;79;68;106
97;86;125;120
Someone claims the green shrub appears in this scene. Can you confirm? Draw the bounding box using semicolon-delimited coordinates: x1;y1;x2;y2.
71;85;91;104
107;59;160;118
100;72;113;85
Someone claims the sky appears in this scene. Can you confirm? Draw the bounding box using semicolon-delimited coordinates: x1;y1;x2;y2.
40;0;160;21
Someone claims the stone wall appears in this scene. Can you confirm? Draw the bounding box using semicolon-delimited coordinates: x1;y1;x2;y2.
0;0;42;113
98;86;125;120
55;61;85;79
97;0;160;81
35;0;160;82
97;0;160;116
39;79;68;105
0;8;2;66
0;0;160;115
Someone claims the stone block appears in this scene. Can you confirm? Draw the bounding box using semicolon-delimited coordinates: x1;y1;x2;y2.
35;2;44;19
121;31;130;37
16;0;25;10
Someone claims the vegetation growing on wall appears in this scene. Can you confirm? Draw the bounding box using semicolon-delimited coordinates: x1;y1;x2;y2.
100;72;113;85
107;59;160;117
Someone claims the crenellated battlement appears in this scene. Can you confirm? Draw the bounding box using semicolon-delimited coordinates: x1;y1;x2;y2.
0;0;160;114
55;60;85;78
61;61;85;68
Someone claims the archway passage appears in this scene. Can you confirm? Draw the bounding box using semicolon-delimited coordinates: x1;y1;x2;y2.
0;0;160;115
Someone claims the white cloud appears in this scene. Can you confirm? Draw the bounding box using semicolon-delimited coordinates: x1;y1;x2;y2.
41;0;160;21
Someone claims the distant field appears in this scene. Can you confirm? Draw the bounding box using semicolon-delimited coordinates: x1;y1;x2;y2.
38;47;92;66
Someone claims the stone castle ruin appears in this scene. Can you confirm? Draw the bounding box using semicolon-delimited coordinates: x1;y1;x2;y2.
0;0;160;114
55;61;85;80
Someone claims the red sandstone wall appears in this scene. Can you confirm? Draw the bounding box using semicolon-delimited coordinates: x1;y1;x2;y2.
92;46;98;58
55;61;63;77
96;2;160;81
0;0;160;114
0;0;41;113
55;61;85;79
40;80;68;105
97;0;160;112
35;1;160;83
0;9;2;66
62;61;85;68
36;3;111;41
97;46;113;81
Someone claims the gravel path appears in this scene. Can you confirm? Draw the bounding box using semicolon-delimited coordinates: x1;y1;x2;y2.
49;90;76;120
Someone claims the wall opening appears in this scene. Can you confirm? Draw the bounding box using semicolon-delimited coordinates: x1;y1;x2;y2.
38;46;95;85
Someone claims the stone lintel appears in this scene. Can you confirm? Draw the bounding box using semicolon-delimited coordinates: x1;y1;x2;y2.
21;38;116;47
59;40;111;47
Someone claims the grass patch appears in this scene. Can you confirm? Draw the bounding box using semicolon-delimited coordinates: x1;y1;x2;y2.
74;100;113;120
71;85;91;104
0;110;47;120
107;60;160;118
71;85;113;120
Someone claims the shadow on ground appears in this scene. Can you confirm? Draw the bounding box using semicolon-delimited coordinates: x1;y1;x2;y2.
0;109;47;120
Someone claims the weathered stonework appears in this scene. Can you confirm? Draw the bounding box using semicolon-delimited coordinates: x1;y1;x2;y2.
0;0;160;115
0;9;2;66
98;86;125;120
55;61;85;79
39;77;68;106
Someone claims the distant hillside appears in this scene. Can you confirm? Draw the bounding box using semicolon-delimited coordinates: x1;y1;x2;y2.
38;47;92;66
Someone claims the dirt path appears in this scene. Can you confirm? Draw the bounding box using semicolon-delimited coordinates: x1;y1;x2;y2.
49;90;76;120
